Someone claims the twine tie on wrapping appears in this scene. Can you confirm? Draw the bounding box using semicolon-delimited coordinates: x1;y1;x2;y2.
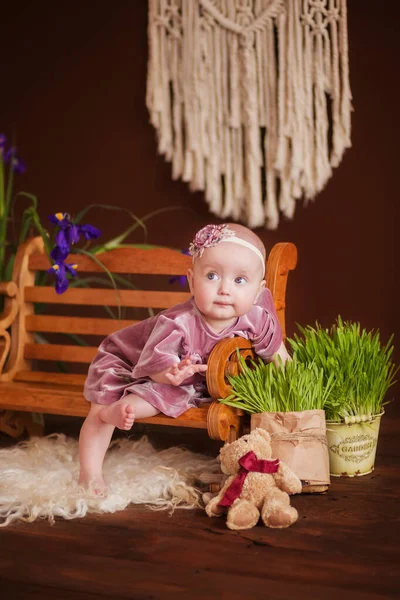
218;451;279;507
270;428;328;446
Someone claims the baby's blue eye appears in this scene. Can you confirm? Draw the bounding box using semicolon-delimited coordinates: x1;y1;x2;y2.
235;276;246;284
207;272;218;280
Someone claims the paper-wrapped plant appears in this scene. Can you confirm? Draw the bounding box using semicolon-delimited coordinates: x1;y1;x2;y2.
219;356;337;414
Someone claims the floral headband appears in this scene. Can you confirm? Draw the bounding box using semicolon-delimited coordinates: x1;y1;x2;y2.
188;224;265;276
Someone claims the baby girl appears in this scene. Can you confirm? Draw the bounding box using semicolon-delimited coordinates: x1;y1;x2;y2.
79;223;290;491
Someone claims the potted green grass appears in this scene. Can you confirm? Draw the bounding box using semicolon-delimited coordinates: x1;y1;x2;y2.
219;357;335;489
288;317;398;477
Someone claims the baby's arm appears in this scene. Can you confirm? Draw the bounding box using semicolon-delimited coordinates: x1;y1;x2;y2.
272;341;292;366
150;357;207;386
252;289;291;366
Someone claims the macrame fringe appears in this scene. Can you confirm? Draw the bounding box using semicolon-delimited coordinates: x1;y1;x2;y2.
146;0;352;229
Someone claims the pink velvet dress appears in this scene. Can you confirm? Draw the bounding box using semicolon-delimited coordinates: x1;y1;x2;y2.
83;289;282;417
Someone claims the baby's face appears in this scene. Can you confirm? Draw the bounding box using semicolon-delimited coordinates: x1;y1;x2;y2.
187;242;265;333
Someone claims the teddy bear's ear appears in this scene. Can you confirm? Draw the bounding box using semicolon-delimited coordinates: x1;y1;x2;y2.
252;428;271;442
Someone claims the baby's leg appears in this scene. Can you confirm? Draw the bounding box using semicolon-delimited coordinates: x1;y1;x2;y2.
99;394;160;429
79;403;115;493
79;396;159;492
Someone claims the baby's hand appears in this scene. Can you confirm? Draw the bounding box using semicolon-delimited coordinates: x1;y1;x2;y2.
165;356;207;386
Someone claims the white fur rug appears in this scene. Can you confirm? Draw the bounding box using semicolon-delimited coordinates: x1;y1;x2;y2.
0;434;220;527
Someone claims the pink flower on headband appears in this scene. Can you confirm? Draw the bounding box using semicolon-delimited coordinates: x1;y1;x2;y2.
188;224;235;258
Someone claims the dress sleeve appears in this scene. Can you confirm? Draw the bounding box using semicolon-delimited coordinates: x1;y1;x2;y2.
251;288;283;360
83;321;151;404
131;314;184;378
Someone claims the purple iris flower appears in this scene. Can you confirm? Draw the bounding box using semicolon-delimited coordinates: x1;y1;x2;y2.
0;134;6;149
48;212;71;227
50;244;69;262
48;213;101;256
11;156;26;174
2;146;26;174
169;249;190;287
77;223;102;240
47;260;78;294
49;213;79;255
55;223;80;255
169;274;187;286
47;213;101;293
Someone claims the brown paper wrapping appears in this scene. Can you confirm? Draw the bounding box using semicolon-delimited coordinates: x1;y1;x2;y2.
251;410;330;486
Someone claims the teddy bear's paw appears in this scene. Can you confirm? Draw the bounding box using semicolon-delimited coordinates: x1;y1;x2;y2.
227;499;260;530
205;496;225;517
202;491;216;506
261;503;298;529
275;463;303;495
286;474;302;495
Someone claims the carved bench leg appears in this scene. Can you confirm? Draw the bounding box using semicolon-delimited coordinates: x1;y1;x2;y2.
0;410;44;439
0;410;25;438
207;401;243;442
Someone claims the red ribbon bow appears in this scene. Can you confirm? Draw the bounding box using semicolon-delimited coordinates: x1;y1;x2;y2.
218;451;280;507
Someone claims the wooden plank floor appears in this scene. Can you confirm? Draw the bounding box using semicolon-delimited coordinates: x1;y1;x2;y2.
0;412;399;600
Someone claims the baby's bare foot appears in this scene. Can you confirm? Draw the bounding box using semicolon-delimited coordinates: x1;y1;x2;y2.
100;403;135;430
79;474;108;496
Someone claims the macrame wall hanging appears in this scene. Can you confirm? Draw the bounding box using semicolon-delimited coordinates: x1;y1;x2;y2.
146;0;352;229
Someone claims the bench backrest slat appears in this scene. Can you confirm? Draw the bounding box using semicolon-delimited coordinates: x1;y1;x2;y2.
26;315;140;336
14;371;88;386
24;287;191;308
28;247;191;274
24;343;98;364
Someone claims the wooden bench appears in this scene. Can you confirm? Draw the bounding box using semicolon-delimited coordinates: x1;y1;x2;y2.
0;236;297;441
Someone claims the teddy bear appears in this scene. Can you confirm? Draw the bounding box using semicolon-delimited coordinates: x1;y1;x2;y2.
205;428;302;530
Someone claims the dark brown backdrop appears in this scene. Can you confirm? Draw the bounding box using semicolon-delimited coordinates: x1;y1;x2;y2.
1;1;398;409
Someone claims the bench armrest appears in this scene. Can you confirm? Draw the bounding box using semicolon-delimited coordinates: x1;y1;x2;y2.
0;282;21;375
265;242;298;340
